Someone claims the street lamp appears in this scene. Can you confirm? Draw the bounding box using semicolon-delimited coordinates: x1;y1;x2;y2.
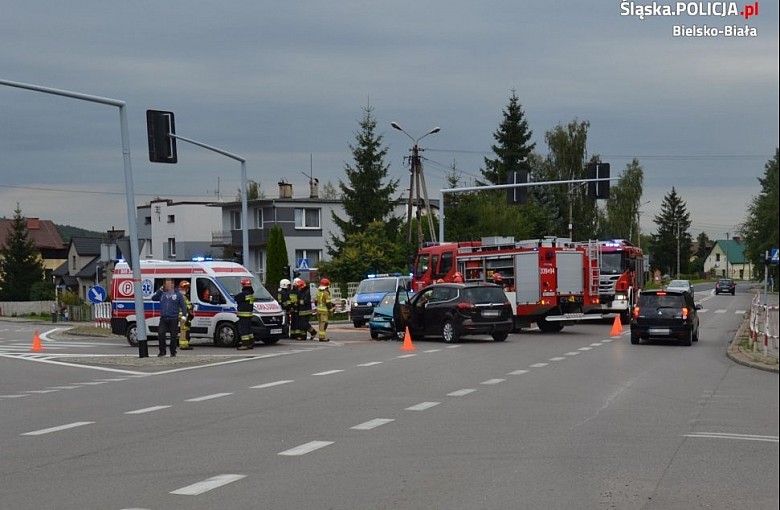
391;122;440;245
636;200;651;249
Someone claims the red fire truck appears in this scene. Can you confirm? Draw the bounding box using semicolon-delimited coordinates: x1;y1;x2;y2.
593;239;646;322
412;237;602;332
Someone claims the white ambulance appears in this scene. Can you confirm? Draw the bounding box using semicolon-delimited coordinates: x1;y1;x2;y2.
110;260;287;347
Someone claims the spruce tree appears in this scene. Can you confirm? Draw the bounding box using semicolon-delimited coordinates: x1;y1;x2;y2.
330;105;400;256
481;90;535;186
264;225;289;290
650;187;692;277
0;204;46;301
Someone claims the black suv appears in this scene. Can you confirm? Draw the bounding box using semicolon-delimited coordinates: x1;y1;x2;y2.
395;283;513;343
630;289;701;346
715;278;736;295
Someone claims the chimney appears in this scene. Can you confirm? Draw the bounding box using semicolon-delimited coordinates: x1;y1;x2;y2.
309;178;319;199
278;180;292;199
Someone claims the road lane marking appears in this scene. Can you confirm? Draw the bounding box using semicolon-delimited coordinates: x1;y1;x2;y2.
714;309;726;314
590;343;603;346
0;394;29;399
405;402;440;411
170;474;246;495
249;380;293;389
23;389;60;394
125;405;172;414
397;354;417;358
351;418;395;430
549;357;566;361
357;361;383;367
508;369;529;375
529;363;548;368
578;347;592;351
684;432;779;443
312;369;344;376
185;393;233;402
22;421;95;436
423;349;441;353
278;441;334;456
564;352;580;356
481;378;505;385
601;339;613;343
448;389;476;396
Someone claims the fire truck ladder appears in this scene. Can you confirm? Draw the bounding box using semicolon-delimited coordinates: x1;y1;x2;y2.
586;239;600;298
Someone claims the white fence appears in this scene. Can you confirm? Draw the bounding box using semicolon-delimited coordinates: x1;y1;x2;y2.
748;294;779;359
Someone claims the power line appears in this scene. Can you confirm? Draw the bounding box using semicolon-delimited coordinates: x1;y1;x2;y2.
0;183;214;199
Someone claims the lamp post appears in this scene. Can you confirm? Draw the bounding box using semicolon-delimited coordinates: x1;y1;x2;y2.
391;122;440;245
636;200;651;249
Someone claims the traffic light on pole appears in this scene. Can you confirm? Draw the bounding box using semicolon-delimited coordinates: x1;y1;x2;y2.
146;110;177;163
506;170;528;205
587;163;610;199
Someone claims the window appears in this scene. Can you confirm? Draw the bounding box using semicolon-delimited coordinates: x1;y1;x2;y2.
295;249;321;267
167;214;175;223
254;208;264;229
147;239;153;256
144;216;152;225
715;253;721;262
72;255;77;270
295;208;320;229
168;238;176;257
230;210;241;230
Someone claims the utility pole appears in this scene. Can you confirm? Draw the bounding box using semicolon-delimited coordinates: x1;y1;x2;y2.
676;219;681;279
391;122;440;245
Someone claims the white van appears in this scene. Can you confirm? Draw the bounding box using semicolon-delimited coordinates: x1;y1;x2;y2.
111;260;286;347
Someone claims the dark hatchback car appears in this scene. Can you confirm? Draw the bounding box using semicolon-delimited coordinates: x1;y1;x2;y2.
394;283;513;343
715;278;736;295
630;289;702;346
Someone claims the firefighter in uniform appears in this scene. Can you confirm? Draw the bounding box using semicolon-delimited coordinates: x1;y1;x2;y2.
277;278;292;338
178;280;194;350
296;278;318;340
315;278;334;342
289;277;303;340
234;278;255;350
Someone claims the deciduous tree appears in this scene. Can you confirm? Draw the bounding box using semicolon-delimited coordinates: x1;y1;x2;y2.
740;148;779;279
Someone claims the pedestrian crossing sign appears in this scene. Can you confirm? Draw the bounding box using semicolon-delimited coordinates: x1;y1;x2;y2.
297;258;310;270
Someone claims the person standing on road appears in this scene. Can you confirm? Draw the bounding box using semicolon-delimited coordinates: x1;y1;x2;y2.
315;278;334;342
178;280;194;350
289;277;303;340
152;278;188;357
277;278;293;338
233;278;255;350
296;278;318;340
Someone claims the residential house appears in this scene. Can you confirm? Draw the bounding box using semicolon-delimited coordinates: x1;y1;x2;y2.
137;199;222;261
0;217;66;274
703;238;754;280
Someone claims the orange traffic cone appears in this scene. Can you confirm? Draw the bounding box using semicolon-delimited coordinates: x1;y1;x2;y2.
610;315;623;336
31;329;44;352
400;327;416;351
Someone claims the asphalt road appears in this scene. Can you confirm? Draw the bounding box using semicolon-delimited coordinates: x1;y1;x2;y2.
1;287;778;509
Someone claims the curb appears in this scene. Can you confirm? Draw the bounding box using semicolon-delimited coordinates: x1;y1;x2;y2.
726;313;779;374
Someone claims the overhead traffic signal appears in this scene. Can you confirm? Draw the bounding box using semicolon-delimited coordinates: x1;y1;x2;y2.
506;170;528;205
587;163;610;199
146;110;177;164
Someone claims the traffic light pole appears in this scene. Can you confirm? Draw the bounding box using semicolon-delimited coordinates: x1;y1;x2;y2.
437;176;618;243
0;79;150;357
165;134;249;269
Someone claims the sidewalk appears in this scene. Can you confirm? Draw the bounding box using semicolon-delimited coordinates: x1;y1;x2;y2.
726;290;779;373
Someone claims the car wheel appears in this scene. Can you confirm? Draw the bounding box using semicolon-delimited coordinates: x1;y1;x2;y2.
536;316;564;333
442;320;460;343
630;335;640;345
261;338;279;345
731;291;735;296
681;329;692;346
492;332;508;342
693;326;699;342
353;320;365;328
370;331;379;340
125;323;138;347
214;322;239;347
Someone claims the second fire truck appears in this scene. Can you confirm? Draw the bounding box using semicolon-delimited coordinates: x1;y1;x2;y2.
413;237;602;332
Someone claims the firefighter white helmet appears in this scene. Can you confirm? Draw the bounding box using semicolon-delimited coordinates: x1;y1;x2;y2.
280;278;291;289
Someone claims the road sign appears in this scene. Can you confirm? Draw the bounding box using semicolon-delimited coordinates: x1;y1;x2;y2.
88;285;107;303
297;258;310;270
771;248;778;265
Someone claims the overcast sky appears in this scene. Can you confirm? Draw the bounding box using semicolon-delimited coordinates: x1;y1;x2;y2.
2;1;777;241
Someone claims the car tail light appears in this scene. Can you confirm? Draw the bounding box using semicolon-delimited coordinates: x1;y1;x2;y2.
632;306;640;319
456;302;476;313
682;307;689;320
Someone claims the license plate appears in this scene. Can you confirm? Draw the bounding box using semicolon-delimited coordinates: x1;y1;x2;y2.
482;310;500;317
270;328;283;335
649;328;670;335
